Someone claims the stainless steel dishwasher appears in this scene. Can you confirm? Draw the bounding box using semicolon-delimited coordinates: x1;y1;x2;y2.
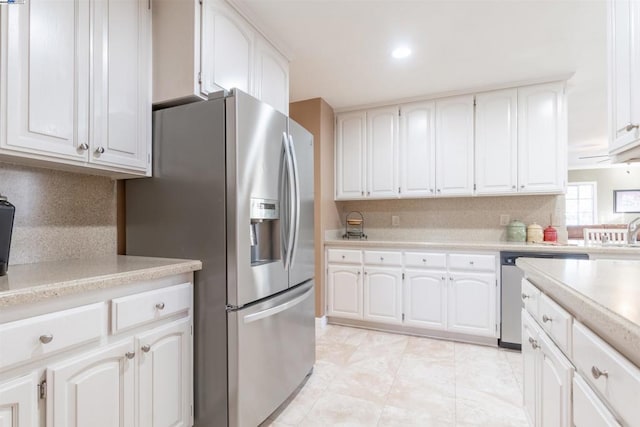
499;251;589;350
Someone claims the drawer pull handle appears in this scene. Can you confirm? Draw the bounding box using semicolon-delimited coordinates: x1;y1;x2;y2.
469;261;474;265
39;334;53;344
617;123;639;133
591;366;608;379
155;302;165;310
357;271;361;275
141;345;151;353
422;258;427;262
521;293;530;300
542;314;552;323
528;337;539;350
125;351;135;359
441;276;446;281
380;257;384;261
342;255;345;259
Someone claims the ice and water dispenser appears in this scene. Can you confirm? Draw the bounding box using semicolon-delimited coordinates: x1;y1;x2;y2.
250;198;280;266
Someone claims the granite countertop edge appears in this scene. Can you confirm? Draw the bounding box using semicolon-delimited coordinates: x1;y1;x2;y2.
516;258;640;368
0;256;203;308
324;238;640;255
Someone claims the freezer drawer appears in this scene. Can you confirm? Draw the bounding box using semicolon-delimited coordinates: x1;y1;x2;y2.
228;280;315;427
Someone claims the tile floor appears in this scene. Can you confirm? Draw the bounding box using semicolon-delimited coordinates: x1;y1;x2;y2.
263;324;528;427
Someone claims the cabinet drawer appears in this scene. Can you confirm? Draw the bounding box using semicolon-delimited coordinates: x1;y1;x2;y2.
0;303;106;370
573;321;640;425
327;249;362;264
448;253;496;271
403;252;447;269
111;283;193;333
538;293;572;356
521;279;541;318
363;250;402;266
573;375;621;427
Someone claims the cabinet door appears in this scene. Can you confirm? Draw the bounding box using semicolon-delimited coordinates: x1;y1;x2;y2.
522;310;540;427
335;112;366;200
447;272;496;337
0;372;39;427
201;0;254;95
327;264;363;319
253;36;289;115
2;0;89;161
46;340;135;427
363;266;402;324
367;106;399;199
138;318;192;427
91;0;151;173
573;375;622;427
538;333;573;427
435;95;474;196
517;82;566;193
475;89;518;195
609;0;640;153
399;101;436;197
403;269;447;330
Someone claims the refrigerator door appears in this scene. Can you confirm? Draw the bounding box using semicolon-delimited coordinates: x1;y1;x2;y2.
227;91;290;307
287;119;315;286
228;280;315;427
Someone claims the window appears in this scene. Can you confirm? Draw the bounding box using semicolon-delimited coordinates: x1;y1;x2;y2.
565;182;597;225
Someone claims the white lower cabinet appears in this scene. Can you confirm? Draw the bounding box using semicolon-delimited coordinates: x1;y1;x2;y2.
0;278;194;427
447;272;496;337
363;267;402;324
573;375;621;427
138;318;192;427
46;339;136;427
326;248;498;340
522;309;573;427
403;269;447;330
0;372;39;427
327;264;363;319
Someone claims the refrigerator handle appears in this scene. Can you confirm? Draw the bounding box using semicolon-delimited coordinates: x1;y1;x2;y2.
281;132;296;271
242;286;314;324
287;133;301;269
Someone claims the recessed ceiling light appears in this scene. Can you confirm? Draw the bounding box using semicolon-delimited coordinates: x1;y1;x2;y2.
391;46;412;59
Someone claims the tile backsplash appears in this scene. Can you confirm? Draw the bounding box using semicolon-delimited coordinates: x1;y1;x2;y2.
0;163;117;265
334;195;567;242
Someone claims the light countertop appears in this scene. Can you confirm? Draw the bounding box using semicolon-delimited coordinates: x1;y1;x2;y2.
325;238;640;256
0;256;202;308
516;257;640;367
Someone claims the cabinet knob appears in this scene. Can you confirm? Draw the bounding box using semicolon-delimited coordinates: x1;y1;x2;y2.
141;344;151;353
441;276;446;281
367;191;370;196
341;255;345;259
528;337;539;350
520;185;525;189
155;302;165;310
39;334;53;344
437;189;441;193
380;257;384;261
361;191;364;196
591;366;608;379
521;293;530;300
542;314;552;323
95;146;105;154
449;276;453;281
364;271;368;275
469;261;474;266
430;189;434;193
422;258;427;262
512;185;516;189
125;351;135;359
78;143;89;151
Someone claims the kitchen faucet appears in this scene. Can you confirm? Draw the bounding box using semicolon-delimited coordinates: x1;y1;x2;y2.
628;217;640;244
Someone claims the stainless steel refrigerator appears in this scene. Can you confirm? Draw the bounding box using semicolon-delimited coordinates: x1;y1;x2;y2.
125;90;315;427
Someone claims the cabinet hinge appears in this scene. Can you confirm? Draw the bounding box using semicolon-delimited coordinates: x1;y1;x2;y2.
495;323;498;333
402;273;405;280
496;279;498;287
198;72;202;85
191;325;193;336
148;153;151;164
398;109;401;117
398;187;401;194
473;183;476;191
38;380;47;400
402;313;405;321
148;0;151;10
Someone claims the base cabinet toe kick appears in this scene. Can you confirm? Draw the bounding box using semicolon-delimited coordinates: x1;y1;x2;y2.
0;274;195;427
520;276;639;427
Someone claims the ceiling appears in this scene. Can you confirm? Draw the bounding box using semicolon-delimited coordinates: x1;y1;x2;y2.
233;0;609;168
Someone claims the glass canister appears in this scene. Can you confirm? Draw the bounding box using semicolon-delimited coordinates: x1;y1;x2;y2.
527;222;544;243
506;220;526;242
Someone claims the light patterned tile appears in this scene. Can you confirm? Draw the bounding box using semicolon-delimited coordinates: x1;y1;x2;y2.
378;405;455;427
325;355;399;404
404;336;455;361
455;388;529;427
298;393;383;427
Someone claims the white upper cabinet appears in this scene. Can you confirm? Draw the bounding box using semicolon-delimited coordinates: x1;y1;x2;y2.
335;112;367;199
517;82;567;193
154;0;289;113
201;0;253;95
475;89;518;195
254;36;290;115
609;0;640;155
399;101;436;197
0;0;151;177
435;95;475;196
367;106;399;199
